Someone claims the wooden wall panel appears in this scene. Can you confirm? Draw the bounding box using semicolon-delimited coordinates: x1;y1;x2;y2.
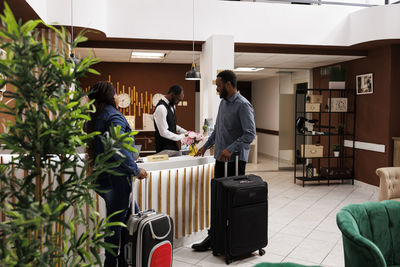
313;44;400;186
79;62;196;131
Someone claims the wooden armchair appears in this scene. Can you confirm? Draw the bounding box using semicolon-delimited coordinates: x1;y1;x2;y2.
376;167;400;201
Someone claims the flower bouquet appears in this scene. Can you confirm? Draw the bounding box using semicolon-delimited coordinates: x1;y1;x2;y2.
182;131;204;156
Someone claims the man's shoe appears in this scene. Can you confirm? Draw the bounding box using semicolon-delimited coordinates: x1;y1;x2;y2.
191;235;211;251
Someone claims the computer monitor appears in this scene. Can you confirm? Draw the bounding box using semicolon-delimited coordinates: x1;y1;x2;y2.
133;145;142;160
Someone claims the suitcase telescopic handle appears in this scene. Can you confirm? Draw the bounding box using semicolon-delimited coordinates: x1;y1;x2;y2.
131;176;148;215
224;152;239;177
131;176;137;215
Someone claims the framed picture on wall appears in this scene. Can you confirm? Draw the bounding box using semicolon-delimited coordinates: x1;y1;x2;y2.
356;73;373;95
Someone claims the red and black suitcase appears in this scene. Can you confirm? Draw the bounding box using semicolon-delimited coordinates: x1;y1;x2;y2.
210;155;268;264
119;177;174;267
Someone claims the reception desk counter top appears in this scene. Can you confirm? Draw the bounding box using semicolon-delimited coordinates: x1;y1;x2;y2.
137;155;214;171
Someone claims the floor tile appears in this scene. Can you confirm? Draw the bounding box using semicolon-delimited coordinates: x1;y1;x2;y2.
246;252;285;264
173;259;199;267
321;252;345;267
282;257;320;266
196;254;233;267
307;229;341;244
174;247;210;265
287;238;336;263
266;232;304;256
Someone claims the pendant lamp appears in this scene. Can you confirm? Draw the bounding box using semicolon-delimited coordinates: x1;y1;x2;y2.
69;0;79;65
185;0;201;80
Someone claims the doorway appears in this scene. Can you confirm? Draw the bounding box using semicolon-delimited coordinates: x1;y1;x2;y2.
278;72;309;170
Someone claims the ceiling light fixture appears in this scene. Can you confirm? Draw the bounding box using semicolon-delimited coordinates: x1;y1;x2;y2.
131;51;166;59
234;67;264;72
185;0;201;81
69;0;79;65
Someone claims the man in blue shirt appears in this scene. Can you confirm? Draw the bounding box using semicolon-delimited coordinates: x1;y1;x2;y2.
192;70;256;251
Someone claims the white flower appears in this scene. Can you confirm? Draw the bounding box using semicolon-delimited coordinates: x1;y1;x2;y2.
188;132;197;138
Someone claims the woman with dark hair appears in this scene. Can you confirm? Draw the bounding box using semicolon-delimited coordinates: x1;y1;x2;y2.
87;81;147;266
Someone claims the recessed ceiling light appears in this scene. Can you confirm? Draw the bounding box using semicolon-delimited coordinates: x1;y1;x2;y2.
131;51;166;59
234;67;264;72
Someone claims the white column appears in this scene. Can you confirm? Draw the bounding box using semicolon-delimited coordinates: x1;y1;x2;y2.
198;35;234;131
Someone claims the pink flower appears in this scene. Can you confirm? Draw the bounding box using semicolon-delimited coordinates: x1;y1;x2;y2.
182;131;204;146
188;131;197;138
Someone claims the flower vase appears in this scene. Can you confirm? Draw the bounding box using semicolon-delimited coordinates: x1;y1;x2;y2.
189;144;198;156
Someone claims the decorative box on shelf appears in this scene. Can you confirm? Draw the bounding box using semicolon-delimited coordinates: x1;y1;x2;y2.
307;94;323;104
328;98;348;112
305;103;320;112
301;144;324;158
329;81;346;89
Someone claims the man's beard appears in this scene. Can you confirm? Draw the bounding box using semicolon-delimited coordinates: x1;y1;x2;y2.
171;96;179;106
219;87;228;99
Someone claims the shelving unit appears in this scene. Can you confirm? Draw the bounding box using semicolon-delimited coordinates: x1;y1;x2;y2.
294;88;356;187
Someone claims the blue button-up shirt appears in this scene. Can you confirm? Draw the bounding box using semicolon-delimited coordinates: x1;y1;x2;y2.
93;105;140;177
204;92;256;162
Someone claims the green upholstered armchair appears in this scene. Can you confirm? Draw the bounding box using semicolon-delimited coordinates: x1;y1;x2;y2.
336;200;400;267
254;263;320;267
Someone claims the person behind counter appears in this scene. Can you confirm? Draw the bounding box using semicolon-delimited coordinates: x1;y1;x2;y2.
191;70;256;251
153;85;187;153
86;81;147;267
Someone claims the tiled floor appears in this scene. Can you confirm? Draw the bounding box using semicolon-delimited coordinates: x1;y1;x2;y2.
173;155;379;267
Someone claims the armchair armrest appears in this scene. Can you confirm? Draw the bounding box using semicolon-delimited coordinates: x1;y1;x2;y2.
337;210;387;267
376;167;400;201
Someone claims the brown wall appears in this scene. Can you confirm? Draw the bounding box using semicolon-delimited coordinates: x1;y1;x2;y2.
313;44;400;186
79;62;196;131
390;45;400;162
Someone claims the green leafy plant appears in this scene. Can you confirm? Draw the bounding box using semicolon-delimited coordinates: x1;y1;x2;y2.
332;144;341;152
337;123;345;134
202;124;208;133
0;3;137;266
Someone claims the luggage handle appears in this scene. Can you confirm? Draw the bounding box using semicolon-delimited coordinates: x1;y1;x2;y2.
224;152;239;177
148;217;172;240
233;176;248;180
131;176;149;215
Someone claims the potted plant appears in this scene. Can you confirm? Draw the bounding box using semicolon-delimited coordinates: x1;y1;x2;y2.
202;124;208;135
337;124;345;134
306;95;311;103
332;144;341;157
0;4;134;265
329;66;346;89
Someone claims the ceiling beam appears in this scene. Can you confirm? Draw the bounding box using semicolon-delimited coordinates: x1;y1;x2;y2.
78;39;203;51
235;43;368;56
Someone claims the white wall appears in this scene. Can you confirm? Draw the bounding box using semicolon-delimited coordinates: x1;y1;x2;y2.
279;71;310;163
251;70;310;161
26;0;400;47
25;0;47;22
252;77;280;158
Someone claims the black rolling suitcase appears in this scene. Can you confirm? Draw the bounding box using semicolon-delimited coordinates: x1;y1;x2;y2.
119;176;174;267
211;155;268;264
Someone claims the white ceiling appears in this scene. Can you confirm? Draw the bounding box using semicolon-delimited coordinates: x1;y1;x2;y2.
75;48;364;81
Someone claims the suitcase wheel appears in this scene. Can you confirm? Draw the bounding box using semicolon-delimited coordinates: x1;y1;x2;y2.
259;249;265;256
225;257;232;265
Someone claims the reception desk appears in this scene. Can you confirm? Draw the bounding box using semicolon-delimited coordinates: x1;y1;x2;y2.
0;153;215;248
134;155;215;246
